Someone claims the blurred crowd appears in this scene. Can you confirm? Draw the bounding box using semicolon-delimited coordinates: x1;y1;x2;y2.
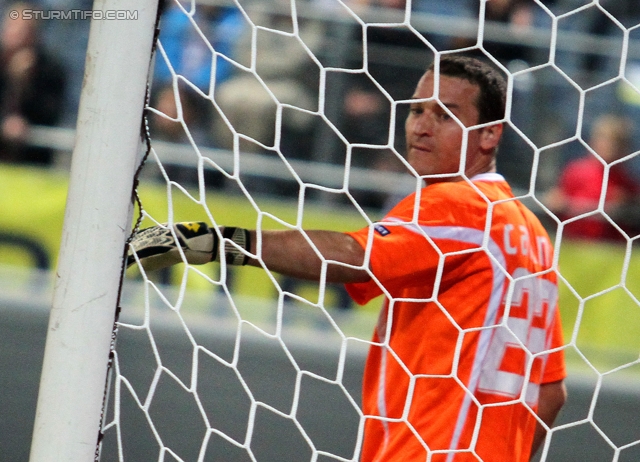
1;0;639;242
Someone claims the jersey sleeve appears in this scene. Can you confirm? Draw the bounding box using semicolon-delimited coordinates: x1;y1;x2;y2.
344;196;441;305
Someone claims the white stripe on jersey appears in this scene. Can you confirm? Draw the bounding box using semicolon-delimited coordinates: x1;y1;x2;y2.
385;219;507;459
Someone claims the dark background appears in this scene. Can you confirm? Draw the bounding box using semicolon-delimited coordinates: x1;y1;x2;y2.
2;303;640;462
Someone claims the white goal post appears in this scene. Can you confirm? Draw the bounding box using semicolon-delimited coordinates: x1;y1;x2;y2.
29;0;160;460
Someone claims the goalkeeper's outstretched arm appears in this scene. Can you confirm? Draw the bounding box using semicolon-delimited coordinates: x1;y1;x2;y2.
248;229;369;283
127;222;370;284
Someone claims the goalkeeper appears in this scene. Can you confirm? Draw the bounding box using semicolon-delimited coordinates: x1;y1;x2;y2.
128;55;566;462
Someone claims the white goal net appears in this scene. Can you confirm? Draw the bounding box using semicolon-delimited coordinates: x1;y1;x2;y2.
93;0;640;461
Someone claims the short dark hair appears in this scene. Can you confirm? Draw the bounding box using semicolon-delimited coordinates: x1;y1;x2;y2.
428;55;506;125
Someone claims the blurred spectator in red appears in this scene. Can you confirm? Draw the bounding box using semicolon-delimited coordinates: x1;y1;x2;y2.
0;2;66;165
544;114;640;242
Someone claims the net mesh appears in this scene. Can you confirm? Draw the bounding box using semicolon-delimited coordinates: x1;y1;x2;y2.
99;0;640;460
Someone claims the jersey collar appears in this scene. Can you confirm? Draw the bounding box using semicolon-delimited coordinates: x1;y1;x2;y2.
470;172;505;182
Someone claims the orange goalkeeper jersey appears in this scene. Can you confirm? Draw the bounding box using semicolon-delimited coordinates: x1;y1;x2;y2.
345;173;566;462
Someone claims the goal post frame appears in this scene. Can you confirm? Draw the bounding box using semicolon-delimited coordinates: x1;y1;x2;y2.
29;0;159;460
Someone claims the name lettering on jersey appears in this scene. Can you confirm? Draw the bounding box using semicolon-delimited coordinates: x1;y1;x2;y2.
374;224;391;236
503;224;553;269
536;236;552;268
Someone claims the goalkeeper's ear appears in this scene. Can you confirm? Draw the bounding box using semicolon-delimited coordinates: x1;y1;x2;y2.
479;122;503;154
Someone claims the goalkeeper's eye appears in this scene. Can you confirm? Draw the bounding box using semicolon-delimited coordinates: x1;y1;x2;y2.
409;104;423;115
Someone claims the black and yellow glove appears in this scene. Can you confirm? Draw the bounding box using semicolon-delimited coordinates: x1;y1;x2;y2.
126;222;250;271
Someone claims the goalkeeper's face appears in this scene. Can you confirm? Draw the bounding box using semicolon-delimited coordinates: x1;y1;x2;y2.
405;71;500;182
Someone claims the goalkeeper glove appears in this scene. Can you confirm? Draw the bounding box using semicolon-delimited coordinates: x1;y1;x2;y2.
126;222;250;271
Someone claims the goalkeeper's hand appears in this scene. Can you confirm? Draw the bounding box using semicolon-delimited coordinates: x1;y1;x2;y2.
127;222;217;271
127;222;251;271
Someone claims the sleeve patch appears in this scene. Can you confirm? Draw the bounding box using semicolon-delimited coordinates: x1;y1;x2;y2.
374;224;391;236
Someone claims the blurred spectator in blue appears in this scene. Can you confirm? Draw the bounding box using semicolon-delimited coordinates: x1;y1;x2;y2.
213;4;322;154
412;0;473;50
413;0;469;18
154;3;245;93
37;0;92;127
0;2;66;165
544;114;640;242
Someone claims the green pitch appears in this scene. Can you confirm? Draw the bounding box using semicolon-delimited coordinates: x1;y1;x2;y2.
1;165;639;371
